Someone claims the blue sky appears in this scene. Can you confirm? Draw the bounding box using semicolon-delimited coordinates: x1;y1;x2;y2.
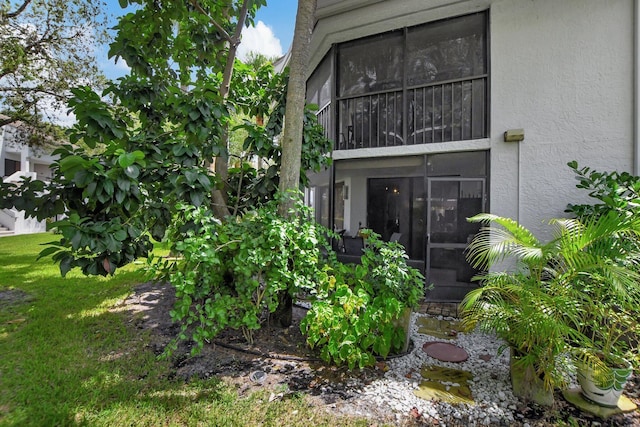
100;0;298;80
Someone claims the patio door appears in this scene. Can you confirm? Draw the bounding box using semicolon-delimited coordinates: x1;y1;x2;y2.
425;178;486;301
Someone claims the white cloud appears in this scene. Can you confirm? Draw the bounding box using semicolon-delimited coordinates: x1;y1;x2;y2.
237;21;283;61
40;96;77;128
101;56;131;81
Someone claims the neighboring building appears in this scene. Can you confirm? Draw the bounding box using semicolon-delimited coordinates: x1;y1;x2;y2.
305;0;637;300
0;119;57;235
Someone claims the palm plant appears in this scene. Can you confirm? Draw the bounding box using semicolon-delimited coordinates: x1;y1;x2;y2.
565;161;640;369
460;211;640;402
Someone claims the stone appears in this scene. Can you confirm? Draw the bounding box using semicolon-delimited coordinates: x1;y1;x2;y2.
415;365;475;405
416;317;461;340
422;341;469;362
562;387;638;419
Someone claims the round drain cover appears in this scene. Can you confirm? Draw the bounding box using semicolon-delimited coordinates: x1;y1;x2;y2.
422;341;469;362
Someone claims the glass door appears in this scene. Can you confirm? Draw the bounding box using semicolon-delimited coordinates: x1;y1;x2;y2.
367;177;425;270
426;178;486;301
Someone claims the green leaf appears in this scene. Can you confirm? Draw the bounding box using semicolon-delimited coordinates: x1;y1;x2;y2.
116;176;131;192
37;246;61;259
115;190;125;204
59;156;85;177
184;170;198;184
124;165;140;179
59;256;73;277
190;191;204;207
103;179;114;196
118;152;137;168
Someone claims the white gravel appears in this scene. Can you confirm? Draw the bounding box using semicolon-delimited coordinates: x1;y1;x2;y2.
349;311;522;426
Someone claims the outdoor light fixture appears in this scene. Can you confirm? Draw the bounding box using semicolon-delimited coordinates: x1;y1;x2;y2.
504;128;525;142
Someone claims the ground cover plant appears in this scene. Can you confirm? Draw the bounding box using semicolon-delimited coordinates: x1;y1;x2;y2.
0;233;372;427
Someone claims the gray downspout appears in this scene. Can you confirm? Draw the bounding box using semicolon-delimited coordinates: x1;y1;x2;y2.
635;0;640;174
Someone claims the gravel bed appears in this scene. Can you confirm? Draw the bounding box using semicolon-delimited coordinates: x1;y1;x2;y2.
330;311;638;426
334;311;519;426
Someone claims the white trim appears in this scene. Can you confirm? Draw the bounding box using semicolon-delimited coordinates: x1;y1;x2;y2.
331;138;491;161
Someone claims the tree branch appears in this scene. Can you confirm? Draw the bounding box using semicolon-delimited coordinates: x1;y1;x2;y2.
188;0;232;43
4;0;33;19
211;0;252;219
0;100;37;127
220;0;250;99
0;87;68;100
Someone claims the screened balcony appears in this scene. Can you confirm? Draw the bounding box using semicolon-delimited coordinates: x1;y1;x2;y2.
308;12;488;151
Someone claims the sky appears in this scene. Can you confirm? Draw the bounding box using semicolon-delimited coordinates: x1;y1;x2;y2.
99;0;298;81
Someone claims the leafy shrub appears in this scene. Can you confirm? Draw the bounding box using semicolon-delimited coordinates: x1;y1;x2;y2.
301;232;425;369
150;195;327;355
566;160;640;219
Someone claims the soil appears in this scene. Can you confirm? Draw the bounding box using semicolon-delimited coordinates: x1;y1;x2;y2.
115;282;640;426
115;282;397;423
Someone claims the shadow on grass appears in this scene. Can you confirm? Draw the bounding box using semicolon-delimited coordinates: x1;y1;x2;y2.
0;278;245;426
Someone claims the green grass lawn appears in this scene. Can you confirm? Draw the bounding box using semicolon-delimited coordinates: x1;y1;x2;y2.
0;233;370;427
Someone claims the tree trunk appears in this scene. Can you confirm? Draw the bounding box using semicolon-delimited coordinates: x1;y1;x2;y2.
271;0;317;328
205;0;252;219
269;291;294;328
277;0;317;216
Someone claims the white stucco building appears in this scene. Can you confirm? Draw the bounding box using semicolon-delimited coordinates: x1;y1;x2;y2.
305;0;637;300
0;120;56;235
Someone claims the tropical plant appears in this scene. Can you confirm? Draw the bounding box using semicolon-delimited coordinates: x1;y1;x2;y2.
0;17;331;279
460;211;640;398
566;160;640;220
301;231;425;369
564;161;640;389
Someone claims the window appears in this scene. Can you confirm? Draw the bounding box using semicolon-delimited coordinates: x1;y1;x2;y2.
4;159;20;177
306;52;334;141
335;12;488;150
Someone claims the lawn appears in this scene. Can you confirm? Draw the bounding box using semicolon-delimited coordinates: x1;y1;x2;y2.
0;233;369;427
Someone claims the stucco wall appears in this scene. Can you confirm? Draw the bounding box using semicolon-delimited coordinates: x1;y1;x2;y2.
490;0;634;237
311;0;636;240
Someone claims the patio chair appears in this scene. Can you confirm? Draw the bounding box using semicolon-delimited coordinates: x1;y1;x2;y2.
343;236;364;255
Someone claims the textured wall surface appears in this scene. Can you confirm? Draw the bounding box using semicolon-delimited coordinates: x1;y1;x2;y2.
490;0;633;237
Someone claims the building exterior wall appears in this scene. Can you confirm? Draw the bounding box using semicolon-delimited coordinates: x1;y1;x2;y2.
309;0;635;239
0;122;57;234
491;0;633;236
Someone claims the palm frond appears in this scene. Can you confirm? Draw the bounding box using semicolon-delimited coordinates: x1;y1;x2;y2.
466;214;544;270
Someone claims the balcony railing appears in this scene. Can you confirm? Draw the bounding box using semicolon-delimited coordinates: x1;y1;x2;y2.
316;102;332;141
334;76;487;150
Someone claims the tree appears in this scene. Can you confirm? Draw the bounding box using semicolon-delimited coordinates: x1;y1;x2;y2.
1;0;331;278
1;1;332;347
0;0;108;135
269;0;318;327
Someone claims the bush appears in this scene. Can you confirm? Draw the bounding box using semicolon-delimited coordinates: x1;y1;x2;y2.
301;231;425;369
150;196;327;355
566;160;640;220
565;161;640;370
